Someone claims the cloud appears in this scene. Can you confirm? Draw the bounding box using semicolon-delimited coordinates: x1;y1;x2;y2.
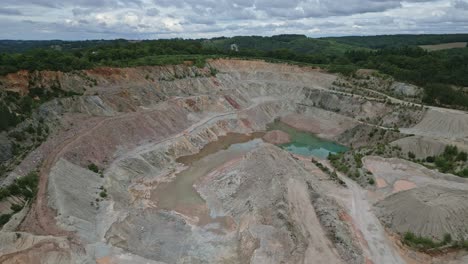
0;8;22;15
146;8;160;16
0;0;466;39
454;0;468;9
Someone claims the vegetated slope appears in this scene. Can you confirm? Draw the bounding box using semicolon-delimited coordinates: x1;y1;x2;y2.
324;34;468;49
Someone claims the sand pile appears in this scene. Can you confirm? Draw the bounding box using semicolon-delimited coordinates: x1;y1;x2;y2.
376;185;468;241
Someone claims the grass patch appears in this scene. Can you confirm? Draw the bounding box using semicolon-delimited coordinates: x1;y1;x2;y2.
402;232;468;251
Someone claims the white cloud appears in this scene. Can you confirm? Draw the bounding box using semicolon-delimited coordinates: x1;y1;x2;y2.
0;0;466;39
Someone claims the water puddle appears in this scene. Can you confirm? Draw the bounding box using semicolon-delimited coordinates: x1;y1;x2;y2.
267;120;348;158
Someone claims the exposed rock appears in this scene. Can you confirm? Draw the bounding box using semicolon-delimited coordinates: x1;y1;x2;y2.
390;82;422;97
47;158;104;242
198;144;359;263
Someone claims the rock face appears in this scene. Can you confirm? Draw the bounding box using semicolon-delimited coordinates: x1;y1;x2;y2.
262;130;291;144
390;82;422;97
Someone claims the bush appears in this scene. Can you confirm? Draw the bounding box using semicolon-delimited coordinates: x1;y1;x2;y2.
408;151;416;159
99;191;107;198
435;156;454;173
0;188;10;200
354;153;363;168
425;156;435;163
0;171;39;202
456;168;468;178
9;131;26;141
403;232;454;250
0;214;12;226
443;233;452;244
10;203;23;212
88;163;99;173
403;231;437;249
443;145;458;158
456;151;467;162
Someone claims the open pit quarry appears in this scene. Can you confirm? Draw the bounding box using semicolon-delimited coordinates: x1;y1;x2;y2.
0;59;468;264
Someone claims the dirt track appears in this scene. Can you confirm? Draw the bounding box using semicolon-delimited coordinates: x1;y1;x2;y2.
320;160;406;264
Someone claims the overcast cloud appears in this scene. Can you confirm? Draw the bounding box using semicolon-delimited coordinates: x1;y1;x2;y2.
0;0;467;39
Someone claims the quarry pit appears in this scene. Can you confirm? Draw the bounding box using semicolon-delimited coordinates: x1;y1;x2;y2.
0;59;468;264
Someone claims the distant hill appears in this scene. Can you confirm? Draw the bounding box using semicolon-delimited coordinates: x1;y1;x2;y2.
0;39;129;53
323;34;468;49
202;34;362;56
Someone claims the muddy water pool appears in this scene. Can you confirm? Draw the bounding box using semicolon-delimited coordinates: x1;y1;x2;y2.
153;122;347;227
153;133;264;227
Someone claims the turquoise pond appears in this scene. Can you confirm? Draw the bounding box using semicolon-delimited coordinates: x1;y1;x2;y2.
267;121;349;159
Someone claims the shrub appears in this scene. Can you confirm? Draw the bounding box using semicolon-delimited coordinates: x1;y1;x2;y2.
456;168;468;178
9;131;26;141
425;156;435;163
25;125;35;134
408;151;416;159
0;188;10;200
443;145;458;158
0;214;12;226
435;156;454;173
403;231;437;249
209;67;218;76
443;233;452;244
88;163;99;173
99;191;107;198
10;203;23;212
456;151;467;162
354;153;363;168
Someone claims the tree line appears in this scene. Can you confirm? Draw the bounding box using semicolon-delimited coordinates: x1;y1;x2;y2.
1;36;467;109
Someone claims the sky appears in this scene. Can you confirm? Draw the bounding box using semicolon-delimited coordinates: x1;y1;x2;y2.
0;0;467;40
